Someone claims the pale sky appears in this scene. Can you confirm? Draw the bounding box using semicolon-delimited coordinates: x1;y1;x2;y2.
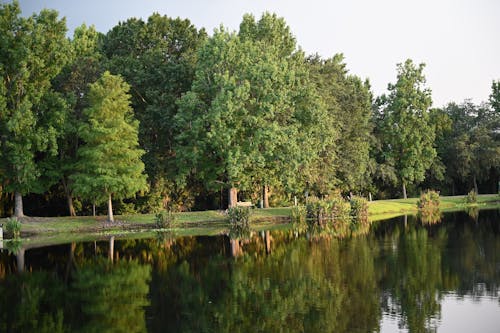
15;0;500;107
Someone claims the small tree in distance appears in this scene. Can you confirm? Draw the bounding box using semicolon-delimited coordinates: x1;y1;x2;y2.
71;71;147;222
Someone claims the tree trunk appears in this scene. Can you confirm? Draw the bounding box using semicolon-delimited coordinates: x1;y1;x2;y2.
262;184;269;208
228;187;238;208
402;183;407;199
473;175;478;194
14;191;24;218
107;193;114;223
92;202;96;217
368;192;373;202
62;177;76;216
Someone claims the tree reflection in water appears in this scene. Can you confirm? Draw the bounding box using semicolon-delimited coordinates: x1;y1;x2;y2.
0;210;498;332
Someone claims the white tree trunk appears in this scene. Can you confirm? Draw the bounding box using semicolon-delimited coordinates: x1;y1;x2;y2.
107;193;114;223
14;191;24;218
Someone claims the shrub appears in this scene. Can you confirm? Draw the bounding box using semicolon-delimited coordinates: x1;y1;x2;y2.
5;217;21;239
350;196;369;225
154;210;177;229
228;207;251;226
290;205;306;224
305;195;351;228
417;190;440;210
465;190;477;204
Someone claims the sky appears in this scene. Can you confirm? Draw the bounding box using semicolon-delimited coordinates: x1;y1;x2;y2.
15;0;500;107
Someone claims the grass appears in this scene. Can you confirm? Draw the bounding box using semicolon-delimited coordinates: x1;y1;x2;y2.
1;194;498;246
368;194;499;218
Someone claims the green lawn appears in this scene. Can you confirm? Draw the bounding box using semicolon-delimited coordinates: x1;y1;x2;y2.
1;194;498;244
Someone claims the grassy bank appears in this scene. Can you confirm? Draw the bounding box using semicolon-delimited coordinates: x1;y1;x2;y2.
1;194;498;244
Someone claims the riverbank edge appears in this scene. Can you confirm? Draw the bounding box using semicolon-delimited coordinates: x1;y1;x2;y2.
1;194;499;244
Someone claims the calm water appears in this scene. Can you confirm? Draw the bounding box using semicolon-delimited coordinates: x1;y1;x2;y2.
0;210;499;333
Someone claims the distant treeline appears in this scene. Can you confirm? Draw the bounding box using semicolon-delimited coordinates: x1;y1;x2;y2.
1;1;499;217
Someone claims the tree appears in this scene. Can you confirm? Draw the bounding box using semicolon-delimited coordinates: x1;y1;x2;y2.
0;1;70;217
52;24;104;216
102;14;206;211
175;13;327;208
71;71;147;223
376;59;436;198
307;54;372;195
437;101;499;194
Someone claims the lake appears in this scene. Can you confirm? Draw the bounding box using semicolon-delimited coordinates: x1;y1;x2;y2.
0;209;499;332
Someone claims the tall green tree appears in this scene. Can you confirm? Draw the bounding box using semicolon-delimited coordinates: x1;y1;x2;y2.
102;14;206;211
52;24;104;216
307;54;372;195
0;1;70;217
175;13;327;208
71;71;147;222
437;101;499;194
376;59;436;198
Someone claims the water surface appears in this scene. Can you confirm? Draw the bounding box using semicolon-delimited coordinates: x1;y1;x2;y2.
0;210;499;332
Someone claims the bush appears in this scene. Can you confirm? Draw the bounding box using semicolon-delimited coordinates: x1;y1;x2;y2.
228;207;251;225
465;190;477;204
154;210;177;229
305;195;351;227
417;190;440;210
5;217;21;239
350;196;369;225
290;205;306;224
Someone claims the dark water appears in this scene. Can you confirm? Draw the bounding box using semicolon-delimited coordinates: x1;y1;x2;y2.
0;210;499;333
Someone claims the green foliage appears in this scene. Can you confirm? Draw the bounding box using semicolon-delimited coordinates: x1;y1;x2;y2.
5;216;21;238
290;205;306;224
465;190;478;204
306;195;351;226
0;1;70;211
155;210;177;229
175;13;327;203
417;190;440;210
227;206;251;226
71;72;147;205
375;59;436;197
102;14;206;204
307;54;373;193
350;196;369;224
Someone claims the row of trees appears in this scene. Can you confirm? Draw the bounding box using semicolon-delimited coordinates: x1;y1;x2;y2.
1;2;499;219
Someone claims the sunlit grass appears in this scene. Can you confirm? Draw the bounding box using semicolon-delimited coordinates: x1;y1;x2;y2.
1;194;497;244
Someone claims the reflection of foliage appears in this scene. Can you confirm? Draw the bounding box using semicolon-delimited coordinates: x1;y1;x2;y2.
228;222;251;240
465;206;479;221
1;210;499;332
419;209;442;225
155;230;177;245
5;239;23;254
0;272;66;333
71;258;151;333
380;224;446;332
